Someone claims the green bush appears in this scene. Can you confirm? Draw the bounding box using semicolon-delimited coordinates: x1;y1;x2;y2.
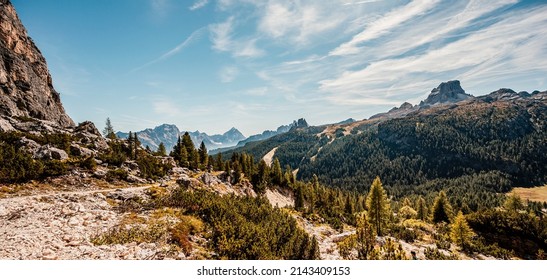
0;141;43;183
42;160;68;177
107;168;128;181
160;188;319;260
79;156;97;171
424;247;459;260
137;154;169;179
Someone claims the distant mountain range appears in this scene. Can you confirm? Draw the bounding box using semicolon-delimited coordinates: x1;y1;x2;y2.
209;118;309;154
116;118;317;155
116;125;245;153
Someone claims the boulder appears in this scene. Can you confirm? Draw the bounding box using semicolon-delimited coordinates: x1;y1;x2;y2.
0;117;15;132
33;144;68;160
70;143;95;157
93;169;107;179
126;174;146;183
18;137;41;154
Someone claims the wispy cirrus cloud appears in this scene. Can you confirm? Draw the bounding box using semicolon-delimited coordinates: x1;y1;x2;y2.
189;0;209;11
150;0;170;18
130;27;206;73
205;0;547;119
258;2;344;45
320;4;547;105
210;17;264;58
330;0;440;56
219;66;239;83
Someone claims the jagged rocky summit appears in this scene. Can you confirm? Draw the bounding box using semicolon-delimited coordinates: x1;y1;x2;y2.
0;0;74;127
116;124;246;152
420;80;472;106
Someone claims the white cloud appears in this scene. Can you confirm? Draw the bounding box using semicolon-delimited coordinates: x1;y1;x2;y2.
330;0;440;56
343;0;382;6
210;17;265;58
258;1;345;45
245;87;268;96
150;0;170;18
189;0;209;11
234;39;264;57
152;99;181;118
210;17;234;52
219;66;239;83
320;5;547;104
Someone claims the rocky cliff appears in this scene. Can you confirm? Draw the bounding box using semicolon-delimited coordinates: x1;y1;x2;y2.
420;80;472;106
0;0;74;127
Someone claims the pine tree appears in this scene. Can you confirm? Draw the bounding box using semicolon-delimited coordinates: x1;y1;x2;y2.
179;146;188;167
431;191;453;224
157;142;167;156
344;195;354;215
271;158;283;186
450;211;474;250
133;132;140;160
309;236;320;260
256;159;269;186
198;141;208;168
366;176;390;236
232;161;242;184
181;132;194;152
399;205;417;220
189;149;199;170
127;132;134;158
215;153;223;171
103;117;116;139
416;196;428;221
295;185;305;211
381;238;407;260
356;213;376;259
504;194;524;212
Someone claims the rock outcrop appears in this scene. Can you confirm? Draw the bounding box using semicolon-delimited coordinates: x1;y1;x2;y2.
0;0;74;127
420;80;472;106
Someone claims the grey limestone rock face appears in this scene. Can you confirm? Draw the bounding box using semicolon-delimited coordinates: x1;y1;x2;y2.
0;0;74;127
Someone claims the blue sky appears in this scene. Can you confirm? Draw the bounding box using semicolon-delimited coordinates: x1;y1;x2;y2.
12;0;547;136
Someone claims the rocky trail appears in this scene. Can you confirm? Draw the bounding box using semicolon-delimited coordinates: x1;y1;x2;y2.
0;182;177;260
293;215;355;260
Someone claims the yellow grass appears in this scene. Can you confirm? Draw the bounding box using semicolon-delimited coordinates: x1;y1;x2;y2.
510;185;547;203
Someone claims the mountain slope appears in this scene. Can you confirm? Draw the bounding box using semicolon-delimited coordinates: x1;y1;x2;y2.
231;82;547;195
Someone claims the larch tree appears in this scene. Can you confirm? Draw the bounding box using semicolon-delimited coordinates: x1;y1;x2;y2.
366;176;390;236
416;196;428;221
504;193;524;212
450;211;474;250
295;185;305;211
356;213;376;260
431;191;453;224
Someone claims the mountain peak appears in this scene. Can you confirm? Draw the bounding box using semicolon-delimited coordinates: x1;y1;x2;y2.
221;127;245;140
421;80;472;106
292;118;308;128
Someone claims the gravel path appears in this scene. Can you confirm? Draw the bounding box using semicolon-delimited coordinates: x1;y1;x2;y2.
0;184;178;260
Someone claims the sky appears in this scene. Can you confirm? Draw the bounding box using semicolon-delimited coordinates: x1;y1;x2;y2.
12;0;547;136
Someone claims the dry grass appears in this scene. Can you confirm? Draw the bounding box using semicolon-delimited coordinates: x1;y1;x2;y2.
510;185;547;203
